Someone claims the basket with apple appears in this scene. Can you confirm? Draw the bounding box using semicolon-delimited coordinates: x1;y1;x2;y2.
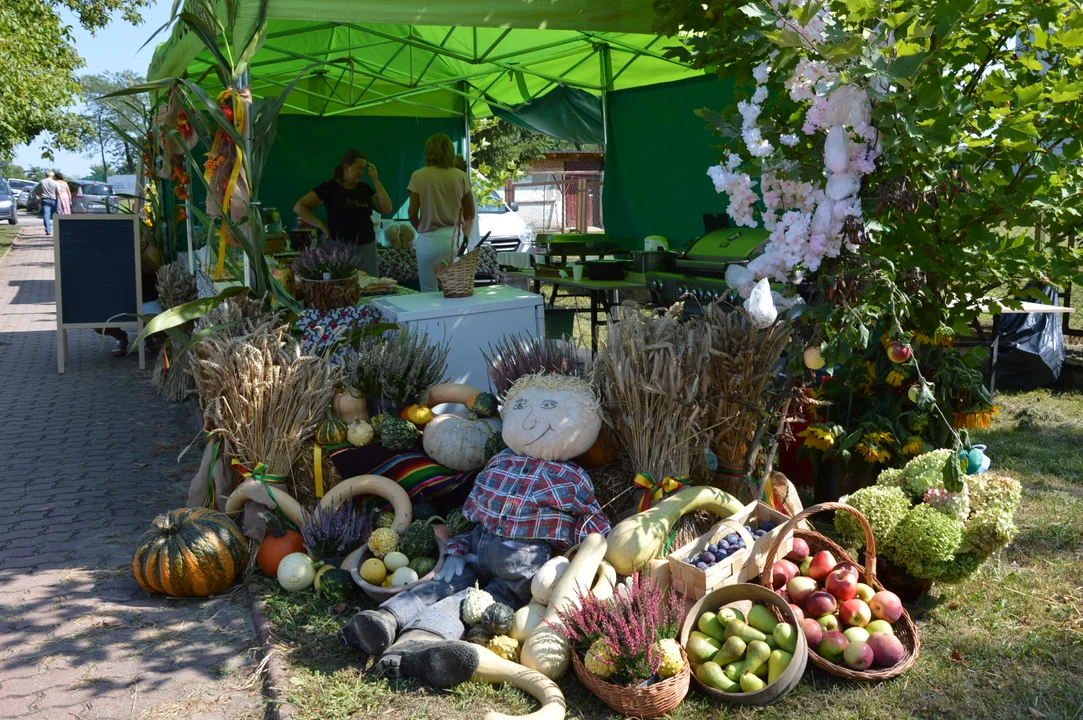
759;502;920;681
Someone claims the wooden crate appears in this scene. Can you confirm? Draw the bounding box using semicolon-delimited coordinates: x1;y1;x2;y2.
667;501;793;600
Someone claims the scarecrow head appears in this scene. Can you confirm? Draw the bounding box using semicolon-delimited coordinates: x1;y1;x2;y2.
501;374;602;462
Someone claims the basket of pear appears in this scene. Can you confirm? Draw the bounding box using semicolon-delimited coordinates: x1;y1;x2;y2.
679;583;807;705
349;510;446;601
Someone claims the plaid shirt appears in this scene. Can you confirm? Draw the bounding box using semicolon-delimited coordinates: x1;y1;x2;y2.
445;449;611;556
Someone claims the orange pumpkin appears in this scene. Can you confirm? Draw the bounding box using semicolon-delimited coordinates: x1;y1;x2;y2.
256;512;306;577
132;508;248;597
573;426;620;468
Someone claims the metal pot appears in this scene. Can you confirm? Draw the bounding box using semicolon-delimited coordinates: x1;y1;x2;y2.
631;251;676;274
586;259;630;281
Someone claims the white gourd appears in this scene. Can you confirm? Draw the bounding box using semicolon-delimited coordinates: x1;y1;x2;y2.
530;556;570;606
422;413;503;471
277;552;316;591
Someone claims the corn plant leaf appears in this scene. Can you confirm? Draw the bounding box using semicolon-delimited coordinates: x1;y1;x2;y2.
131;286;251;348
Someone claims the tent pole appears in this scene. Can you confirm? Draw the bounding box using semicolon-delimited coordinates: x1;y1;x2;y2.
240;69;253;290
599;45;613;146
463;82;473;174
185;154;195;275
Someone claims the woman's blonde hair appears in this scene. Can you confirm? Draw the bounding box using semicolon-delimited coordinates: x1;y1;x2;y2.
425;134;455;169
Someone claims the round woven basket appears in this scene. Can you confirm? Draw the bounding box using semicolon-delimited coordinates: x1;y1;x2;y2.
297;275;362;310
572;645;690;718
346;536;446;602
678;583;807;705
759;502;920;681
433;248;479;298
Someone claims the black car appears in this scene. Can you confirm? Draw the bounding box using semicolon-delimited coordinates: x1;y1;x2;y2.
0;178;17;225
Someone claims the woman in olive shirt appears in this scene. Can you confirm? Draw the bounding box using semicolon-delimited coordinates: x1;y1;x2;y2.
293;149;392;276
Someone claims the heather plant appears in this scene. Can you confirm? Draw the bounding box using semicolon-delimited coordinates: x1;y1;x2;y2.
482;333;581;400
551;573;684;684
300;500;370;559
292;241;369;281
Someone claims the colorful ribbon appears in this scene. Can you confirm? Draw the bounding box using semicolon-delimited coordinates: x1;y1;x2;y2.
206;89;247;280
313;444;324;499
161;346;170;371
633;473;686;513
231;459;293;527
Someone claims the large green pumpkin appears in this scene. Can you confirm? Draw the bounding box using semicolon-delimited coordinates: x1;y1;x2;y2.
132;508;249;597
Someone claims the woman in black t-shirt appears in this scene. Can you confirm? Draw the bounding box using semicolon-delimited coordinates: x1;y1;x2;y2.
293;149;393;276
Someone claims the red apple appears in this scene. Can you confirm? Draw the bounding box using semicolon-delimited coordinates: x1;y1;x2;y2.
808;551;837;581
825;568;859;602
867;632;906;667
772;559;800;589
800;618;823;649
785;538;810;563
787;576;818;606
805;591;838;618
816;614;840;633
843;640;875;671
803;346;825;370
887;341;912;363
817;631;849;663
839;598;872;628
855;582;876;602
776;587;792;603
788;603;805;622
869;590;904;623
832;560;861;576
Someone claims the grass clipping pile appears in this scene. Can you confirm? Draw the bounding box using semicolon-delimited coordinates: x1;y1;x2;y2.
190;316;339;507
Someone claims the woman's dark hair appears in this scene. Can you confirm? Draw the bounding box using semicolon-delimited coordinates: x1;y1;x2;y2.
55;172;64;181
333;150;367;181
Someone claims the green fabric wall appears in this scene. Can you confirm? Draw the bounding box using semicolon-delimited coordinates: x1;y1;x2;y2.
603;74;735;251
257;114;465;228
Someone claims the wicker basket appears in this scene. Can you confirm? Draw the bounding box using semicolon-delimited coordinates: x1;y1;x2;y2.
572;645;690;718
678;583;808;705
759;502;920;681
346;536;446;602
297;274;362;310
434;246;479;298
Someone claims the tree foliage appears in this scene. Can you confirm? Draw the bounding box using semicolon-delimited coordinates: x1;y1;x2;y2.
80;71;149;175
653;0;1083;334
469;118;552;205
0;0;149;160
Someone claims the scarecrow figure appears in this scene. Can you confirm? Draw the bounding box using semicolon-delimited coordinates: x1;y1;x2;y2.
339;374;609;688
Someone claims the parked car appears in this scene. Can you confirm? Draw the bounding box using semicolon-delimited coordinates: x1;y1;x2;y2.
7;179;34;208
389;189;535;254
0;178;17;225
68;180;119;214
25;184;41;213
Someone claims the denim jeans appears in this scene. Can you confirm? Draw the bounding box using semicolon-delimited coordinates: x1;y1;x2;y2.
42;199;58;235
382;526;552;640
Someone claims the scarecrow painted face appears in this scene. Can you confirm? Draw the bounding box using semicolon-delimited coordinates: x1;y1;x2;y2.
501;387;602;462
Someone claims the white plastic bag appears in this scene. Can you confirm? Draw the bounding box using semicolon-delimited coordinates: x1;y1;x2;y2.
744;277;778;329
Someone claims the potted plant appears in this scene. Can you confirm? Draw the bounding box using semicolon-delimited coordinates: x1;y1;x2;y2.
291;241;368;309
346;327;449;417
552;573;690;717
299;500;370;567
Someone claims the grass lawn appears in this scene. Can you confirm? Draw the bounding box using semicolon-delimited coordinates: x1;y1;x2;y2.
257;389;1083;720
0;223;19;261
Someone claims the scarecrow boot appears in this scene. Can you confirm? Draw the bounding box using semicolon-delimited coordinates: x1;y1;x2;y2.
376;631;480;689
337;609;397;657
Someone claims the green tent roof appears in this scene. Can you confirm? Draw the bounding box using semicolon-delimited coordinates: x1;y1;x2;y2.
148;0;702;117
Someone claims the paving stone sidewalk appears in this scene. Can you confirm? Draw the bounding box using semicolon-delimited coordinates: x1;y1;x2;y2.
0;216;262;720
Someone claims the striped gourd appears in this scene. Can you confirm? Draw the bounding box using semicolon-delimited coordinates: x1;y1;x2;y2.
132;508;249;597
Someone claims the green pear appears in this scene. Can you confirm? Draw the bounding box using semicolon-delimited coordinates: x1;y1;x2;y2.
740;640;772;677
686;631;723;664
740;672;766;693
768;649;793;685
747;604;780;634
754;661;768;679
724;662;742;683
773;622;798;654
696;661;740;693
765;635;779;651
713;636;747;666
717;606;745;625
697;611;727;641
725;619;767;645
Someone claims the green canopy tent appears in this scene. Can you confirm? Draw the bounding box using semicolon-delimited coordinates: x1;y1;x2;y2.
148;0;733;248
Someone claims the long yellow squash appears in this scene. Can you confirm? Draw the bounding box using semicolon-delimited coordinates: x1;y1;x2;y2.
604;486;744;575
319;474;412;533
472;645;566;720
521;533;607;679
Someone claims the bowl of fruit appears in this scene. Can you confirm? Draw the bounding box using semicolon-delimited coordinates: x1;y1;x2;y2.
347;518;446;601
759;502;920;681
679;583;808;705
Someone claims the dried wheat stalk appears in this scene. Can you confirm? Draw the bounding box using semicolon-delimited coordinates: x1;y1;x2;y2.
593;305;712;501
156;261;198;311
190;320;339;478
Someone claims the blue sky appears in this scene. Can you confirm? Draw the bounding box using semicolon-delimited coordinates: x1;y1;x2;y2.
11;1;173;178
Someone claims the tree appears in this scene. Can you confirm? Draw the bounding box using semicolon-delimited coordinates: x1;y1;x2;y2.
470;118;554;205
80;71;149;176
0;0;150;161
0;158;27;179
26;166;55;181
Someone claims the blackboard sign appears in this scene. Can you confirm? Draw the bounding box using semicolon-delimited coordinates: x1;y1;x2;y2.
54;215;144;373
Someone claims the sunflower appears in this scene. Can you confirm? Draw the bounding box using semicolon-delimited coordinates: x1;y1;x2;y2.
886;369;908;387
851;360;877;396
953;405;1000;430
855;442;892;464
865;430;896;446
799;424;837;451
879;333;895;351
909;414;930;432
902;436;924;456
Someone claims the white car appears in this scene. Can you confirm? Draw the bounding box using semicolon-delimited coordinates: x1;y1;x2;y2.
389;189;534;253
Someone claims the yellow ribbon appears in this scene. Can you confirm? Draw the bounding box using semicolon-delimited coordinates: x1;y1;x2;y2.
207;89;247;280
313;444;324;499
633;473;686;513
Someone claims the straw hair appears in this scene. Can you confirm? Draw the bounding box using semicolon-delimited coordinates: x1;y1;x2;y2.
425;134;455;169
505;372;599;412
